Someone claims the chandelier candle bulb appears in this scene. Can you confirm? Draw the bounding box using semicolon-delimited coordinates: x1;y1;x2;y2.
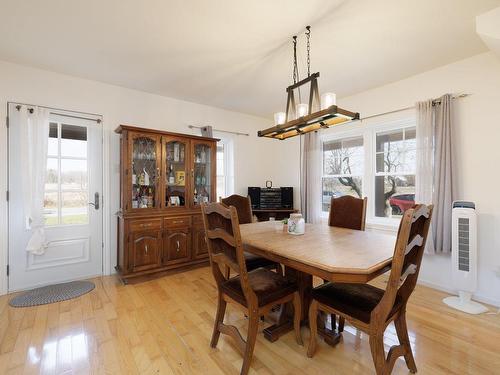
321;92;337;109
273;112;286;125
296;103;309;118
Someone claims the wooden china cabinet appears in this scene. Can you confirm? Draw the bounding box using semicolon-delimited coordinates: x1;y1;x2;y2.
115;125;218;283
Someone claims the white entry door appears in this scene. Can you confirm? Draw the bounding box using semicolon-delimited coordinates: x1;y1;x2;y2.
8;105;103;291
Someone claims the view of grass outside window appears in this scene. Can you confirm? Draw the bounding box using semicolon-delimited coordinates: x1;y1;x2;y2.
374;127;416;218
44;122;89;225
322;136;364;212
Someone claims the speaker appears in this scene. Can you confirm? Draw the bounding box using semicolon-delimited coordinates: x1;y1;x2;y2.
247;187;261;209
281;187;293;209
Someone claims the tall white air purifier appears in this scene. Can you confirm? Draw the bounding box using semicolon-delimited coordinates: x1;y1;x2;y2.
443;201;488;314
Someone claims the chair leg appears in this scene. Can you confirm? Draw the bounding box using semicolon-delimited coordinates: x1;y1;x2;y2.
275;263;283;276
395;311;417;373
369;333;386;375
210;294;227;348
241;312;259;375
225;266;230;279
338;316;345;332
307;299;319;358
292;292;303;345
329;314;336;330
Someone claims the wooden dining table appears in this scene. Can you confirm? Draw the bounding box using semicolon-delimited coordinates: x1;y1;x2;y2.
239;220;396;345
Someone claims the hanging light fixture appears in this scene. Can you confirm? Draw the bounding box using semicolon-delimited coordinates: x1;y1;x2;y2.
259;26;359;140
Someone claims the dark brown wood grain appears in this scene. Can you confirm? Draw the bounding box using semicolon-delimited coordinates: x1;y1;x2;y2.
115;126;218;282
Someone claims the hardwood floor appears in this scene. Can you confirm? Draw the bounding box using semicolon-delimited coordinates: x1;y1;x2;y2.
0;266;499;374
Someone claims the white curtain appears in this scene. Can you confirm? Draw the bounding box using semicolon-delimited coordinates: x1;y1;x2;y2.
416;99;436;253
17;105;50;255
415;94;455;253
300;131;322;224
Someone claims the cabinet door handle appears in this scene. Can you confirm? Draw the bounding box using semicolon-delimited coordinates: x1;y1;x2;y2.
145;244;148;254
176;240;180;252
141;223;152;227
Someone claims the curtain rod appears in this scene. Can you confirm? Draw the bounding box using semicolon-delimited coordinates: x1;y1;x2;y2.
359;93;471;122
9;101;102;123
188;125;249;137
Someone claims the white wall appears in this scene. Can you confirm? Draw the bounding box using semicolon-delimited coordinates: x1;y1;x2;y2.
295;52;500;306
0;60;298;294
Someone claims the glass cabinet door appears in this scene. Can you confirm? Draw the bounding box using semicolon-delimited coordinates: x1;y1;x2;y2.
192;141;213;207
164;137;188;208
130;134;159;210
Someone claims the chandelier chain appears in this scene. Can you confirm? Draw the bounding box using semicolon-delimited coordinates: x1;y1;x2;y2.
292;35;298;85
306;26;311;77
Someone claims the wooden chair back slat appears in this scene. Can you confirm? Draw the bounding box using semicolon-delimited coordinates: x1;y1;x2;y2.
371;204;433;323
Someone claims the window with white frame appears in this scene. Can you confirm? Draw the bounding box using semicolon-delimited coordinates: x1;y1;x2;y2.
321;119;416;225
374;127;416;218
216;138;234;199
322;136;364;212
216;143;226;198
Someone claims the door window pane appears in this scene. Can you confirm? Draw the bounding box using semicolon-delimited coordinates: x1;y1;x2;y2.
48;123;58;156
61;124;87;158
44;192;58;225
46;158;58;191
61;159;87;190
61;191;88;224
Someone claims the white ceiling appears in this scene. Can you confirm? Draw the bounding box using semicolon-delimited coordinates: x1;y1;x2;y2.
0;0;499;118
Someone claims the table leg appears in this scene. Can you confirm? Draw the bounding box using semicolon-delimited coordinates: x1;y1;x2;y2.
262;267;342;346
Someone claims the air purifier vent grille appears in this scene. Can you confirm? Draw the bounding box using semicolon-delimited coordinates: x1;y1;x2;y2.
458;217;470;272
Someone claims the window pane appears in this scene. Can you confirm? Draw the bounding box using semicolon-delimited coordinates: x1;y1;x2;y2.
374;175;415;218
61;191;88;224
43;192;58;225
323;136;363;175
217;176;225;199
61;124;87;158
376;128;416;173
46;158;58;191
48;123;58;156
376;130;403;153
322;177;363;212
61;159;88;190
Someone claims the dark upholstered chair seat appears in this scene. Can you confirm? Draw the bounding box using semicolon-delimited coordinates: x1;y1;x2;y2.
221;268;297;307
244;252;278;271
312;282;403;324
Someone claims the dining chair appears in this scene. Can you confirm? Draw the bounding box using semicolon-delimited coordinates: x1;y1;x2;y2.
220;194;283;276
308;204;433;375
328;195;368;230
201;202;302;375
327;195;368;332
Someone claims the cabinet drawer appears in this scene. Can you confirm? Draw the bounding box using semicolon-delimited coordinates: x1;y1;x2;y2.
129;219;162;233
164;216;191;229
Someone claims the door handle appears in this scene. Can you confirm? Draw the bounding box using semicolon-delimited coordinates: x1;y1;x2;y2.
176;240;180;252
89;192;100;210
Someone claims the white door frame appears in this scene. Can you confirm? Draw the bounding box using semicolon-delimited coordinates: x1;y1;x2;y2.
4;103;111;292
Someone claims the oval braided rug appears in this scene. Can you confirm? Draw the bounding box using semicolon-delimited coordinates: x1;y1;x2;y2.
9;280;95;307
